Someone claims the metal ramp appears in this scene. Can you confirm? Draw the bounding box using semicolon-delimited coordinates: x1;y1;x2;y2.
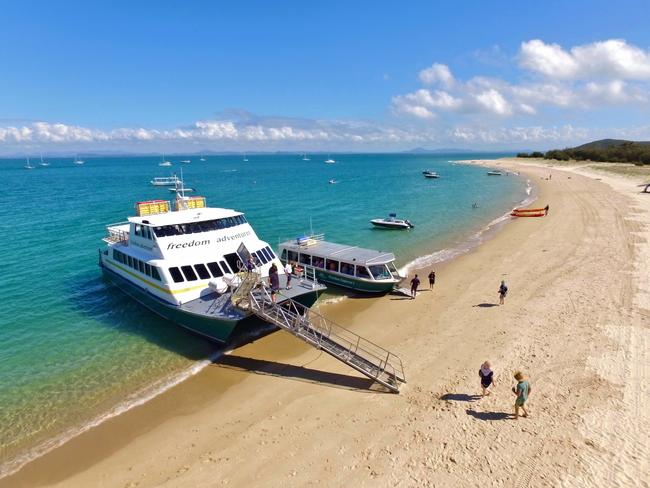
234;272;406;393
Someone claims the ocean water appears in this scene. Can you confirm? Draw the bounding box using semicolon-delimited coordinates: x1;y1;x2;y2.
0;153;527;476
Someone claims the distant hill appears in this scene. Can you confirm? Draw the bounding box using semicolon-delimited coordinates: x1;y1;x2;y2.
518;139;650;165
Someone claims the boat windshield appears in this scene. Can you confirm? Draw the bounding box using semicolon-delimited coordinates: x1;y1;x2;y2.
387;262;401;278
368;264;392;280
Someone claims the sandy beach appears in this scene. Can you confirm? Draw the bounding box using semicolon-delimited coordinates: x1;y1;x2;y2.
3;158;649;488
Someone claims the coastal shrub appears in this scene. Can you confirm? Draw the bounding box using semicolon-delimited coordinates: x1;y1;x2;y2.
544;140;650;164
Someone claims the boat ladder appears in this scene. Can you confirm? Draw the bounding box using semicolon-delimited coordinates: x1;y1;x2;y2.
233;272;406;393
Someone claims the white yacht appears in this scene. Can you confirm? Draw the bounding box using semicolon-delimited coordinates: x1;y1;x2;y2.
39;154;50;167
180;159;191;164
159;154;172;167
302;153;310;161
370;213;414;230
199;154;206;162
99;192;325;343
24;157;35;170
73;155;85;165
325;155;335;164
151;175;182;186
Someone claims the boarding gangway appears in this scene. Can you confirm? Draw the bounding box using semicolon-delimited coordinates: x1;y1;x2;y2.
231;271;406;393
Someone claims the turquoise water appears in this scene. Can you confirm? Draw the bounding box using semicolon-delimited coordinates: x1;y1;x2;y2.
0;153;527;475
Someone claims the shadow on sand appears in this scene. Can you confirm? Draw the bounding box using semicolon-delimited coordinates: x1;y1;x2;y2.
440;393;481;402
215;354;384;393
474;303;499;308
466;409;512;421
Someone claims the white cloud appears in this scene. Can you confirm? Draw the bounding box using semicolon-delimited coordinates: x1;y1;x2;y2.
419;63;454;88
393;38;650;121
520;39;650;81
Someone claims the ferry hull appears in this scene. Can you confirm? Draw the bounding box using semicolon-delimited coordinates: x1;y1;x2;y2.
314;269;397;294
101;265;323;343
101;265;241;343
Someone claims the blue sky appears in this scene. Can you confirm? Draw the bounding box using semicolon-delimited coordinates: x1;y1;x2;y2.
2;0;650;153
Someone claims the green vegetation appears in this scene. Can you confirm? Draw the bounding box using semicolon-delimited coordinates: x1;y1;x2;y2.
518;139;650;165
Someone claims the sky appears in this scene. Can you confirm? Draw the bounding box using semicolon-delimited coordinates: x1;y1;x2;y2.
2;0;650;154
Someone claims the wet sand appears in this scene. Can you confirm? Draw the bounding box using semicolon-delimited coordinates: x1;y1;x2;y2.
3;158;649;487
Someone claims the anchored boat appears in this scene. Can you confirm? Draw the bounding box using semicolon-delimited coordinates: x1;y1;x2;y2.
486;170;502;176
370;213;414;229
279;234;404;294
99;191;325;343
150;175;182;186
422;170;440;178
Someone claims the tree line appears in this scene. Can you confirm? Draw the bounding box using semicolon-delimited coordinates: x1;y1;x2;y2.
517;142;650;165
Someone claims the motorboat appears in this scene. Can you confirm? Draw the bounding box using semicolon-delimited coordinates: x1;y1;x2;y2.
180;160;191;164
279;234;404;294
422;170;440;178
325;155;335;164
370;213;414;229
486;170;502;176
328;179;337;184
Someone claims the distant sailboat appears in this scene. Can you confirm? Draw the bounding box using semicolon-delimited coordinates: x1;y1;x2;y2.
199;154;206;162
325;154;335;164
159;153;172;167
39;154;50;167
73;154;85;165
302;153;310;161
243;152;248;162
24;157;35;170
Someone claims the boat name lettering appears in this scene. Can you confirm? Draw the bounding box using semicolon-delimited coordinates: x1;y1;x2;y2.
167;239;211;250
165;231;251;250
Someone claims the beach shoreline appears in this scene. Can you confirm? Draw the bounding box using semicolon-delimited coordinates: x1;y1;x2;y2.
3;157;649;487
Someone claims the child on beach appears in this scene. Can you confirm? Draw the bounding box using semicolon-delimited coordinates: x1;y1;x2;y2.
478;361;495;396
498;280;508;305
512;371;531;419
410;274;420;299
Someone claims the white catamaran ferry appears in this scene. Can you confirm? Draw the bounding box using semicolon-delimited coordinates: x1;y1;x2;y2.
99;193;325;343
279;235;403;294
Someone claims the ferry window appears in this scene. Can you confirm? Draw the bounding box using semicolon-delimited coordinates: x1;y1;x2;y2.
138;260;145;274
134;224;141;237
224;253;242;273
189;223;202;234
299;253;311;266
313;257;325;269
281;249;287;261
287;250;298;262
199;221;214;232
181;265;198;281
145;227;152;240
356;266;371;279
151;267;161;281
260;248;272;261
215;219;226;230
169;267;184;283
265;246;276;259
219;260;232;274
255;250;268;264
368;264;391;280
127;256;133;268
145;264;152;276
207;262;223;278
326;259;340;272
113;249;120;262
194;263;211;280
387;262;400;278
340;262;354;276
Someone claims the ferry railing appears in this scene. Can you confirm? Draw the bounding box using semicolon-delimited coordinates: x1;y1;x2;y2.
103;221;130;244
247;284;406;392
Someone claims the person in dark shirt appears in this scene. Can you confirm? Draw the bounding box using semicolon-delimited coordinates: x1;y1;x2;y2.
498;280;508;305
268;264;280;302
410;274;420;299
478;361;496;396
428;270;436;289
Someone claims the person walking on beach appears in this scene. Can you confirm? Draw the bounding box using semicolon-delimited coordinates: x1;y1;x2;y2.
479;361;496;397
544;204;549;216
284;261;293;289
498;280;508;305
410;274;420;299
428;270;436;290
268;263;280;303
512;371;531;419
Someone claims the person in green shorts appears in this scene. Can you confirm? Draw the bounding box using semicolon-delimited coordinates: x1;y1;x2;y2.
512;371;531;419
